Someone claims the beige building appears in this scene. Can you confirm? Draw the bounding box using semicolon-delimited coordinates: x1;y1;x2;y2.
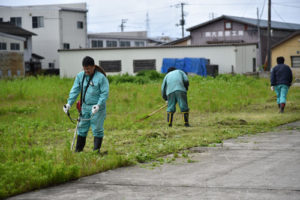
272;31;300;78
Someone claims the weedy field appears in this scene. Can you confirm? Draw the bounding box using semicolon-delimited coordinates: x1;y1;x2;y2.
0;72;299;198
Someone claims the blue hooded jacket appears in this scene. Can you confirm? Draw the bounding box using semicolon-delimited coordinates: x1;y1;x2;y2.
270;64;293;87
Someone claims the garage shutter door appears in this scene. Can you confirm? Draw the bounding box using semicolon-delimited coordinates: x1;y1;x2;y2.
133;59;156;73
291;56;300;68
99;60;121;72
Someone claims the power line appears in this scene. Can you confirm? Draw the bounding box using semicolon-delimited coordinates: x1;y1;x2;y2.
272;5;295;30
272;3;300;8
260;0;267;19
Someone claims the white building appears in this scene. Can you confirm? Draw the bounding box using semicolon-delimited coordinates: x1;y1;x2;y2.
88;31;149;48
0;22;38;77
58;44;257;78
0;3;88;70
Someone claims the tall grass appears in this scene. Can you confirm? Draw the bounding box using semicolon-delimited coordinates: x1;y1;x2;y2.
0;72;300;198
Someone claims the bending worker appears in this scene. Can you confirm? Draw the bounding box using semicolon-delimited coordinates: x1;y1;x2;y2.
270;56;293;113
63;56;109;152
161;67;190;127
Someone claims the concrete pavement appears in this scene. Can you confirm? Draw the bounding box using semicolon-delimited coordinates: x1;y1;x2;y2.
8;121;300;200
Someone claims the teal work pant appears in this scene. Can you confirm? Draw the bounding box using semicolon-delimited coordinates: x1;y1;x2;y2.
77;104;106;138
167;91;189;113
274;84;289;104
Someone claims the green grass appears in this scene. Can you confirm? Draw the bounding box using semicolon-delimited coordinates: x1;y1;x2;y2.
0;73;300;198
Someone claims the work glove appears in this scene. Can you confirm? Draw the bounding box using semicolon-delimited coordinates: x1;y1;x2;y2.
92;105;99;114
63;104;71;114
271;86;274;91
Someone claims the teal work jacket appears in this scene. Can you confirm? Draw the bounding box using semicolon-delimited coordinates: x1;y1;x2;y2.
161;69;189;100
67;71;109;107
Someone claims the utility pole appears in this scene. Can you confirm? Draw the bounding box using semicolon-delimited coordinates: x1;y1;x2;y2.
267;0;271;70
175;2;186;38
180;3;186;38
120;19;127;32
257;7;261;69
209;12;215;20
146;12;150;36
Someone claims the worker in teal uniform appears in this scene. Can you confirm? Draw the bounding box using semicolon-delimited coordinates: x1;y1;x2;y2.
161;67;190;127
63;56;109;152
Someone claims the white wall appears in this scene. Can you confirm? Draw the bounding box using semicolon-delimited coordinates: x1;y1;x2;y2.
235;45;257;73
60;10;87;49
0;33;25;51
23;37;32;62
59;44;257;78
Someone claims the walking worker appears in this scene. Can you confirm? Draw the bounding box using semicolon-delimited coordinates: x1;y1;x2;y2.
270;56;293;113
63;56;109;152
161;67;190;127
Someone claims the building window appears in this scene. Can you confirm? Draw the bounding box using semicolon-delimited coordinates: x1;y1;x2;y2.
205;32;211;37
133;59;156;73
10;17;22;27
225;31;231;37
0;70;2;77
77;21;83;29
134;41;145;47
0;42;7;50
91;40;103;48
238;30;244;36
49;63;55;68
120;41;131;47
10;43;20;50
218;31;223;37
291;56;300;68
63;43;70;49
99;60;122;72
224;21;232;30
32;16;44;28
7;70;12;77
106;40;117;47
17;70;21;76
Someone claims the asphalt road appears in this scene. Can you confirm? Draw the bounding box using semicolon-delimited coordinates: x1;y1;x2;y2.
8;121;300;200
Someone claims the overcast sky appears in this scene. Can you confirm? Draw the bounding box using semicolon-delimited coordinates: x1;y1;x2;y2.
1;0;300;38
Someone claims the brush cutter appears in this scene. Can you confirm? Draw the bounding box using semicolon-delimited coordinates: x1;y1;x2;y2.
136;103;167;122
64;105;94;151
70;113;94;151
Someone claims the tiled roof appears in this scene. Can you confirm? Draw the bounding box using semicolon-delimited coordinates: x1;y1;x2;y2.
0;22;36;37
187;15;300;31
272;31;300;48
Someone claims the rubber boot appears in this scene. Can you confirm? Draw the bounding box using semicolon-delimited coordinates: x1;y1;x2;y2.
183;112;190;127
93;137;103;153
167;112;174;127
75;135;86;152
280;103;285;113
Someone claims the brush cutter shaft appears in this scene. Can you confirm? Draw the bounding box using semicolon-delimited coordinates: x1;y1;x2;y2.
68;114;94;151
137;103;167;122
71;119;80;151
